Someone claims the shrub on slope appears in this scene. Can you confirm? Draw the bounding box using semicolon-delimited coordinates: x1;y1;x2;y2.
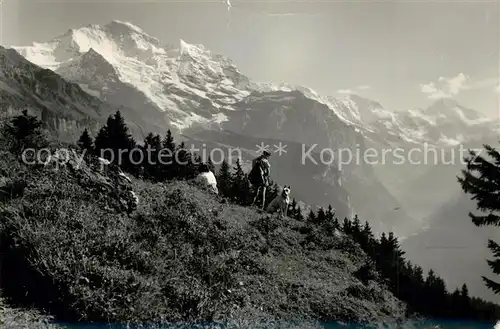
0;150;406;325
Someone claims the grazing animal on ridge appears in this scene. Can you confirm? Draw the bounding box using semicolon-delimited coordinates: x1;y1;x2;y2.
266;185;291;218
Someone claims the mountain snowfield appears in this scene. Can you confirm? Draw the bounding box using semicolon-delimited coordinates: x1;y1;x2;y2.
9;20;498;145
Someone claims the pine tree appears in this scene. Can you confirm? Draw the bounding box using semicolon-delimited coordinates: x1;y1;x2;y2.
218;160;232;197
359;221;375;252
144;133;162;150
231;158;250;204
326;205;337;226
193;154;203;175
412;264;425;284
450;288;462;317
351;215;362;238
461;283;469;299
458;144;500;295
94;111;136;172
307;209;316;223
386;232;406;292
424;270;448;316
109;111;135;150
160;129;176;181
373;232;388;271
342;217;352;234
94;124;109;155
322;205;338;235
289;198;298;218
207;155;215;173
185;152;199;180
143;133;162;180
2;110;47;153
175;141;190;179
77;128;94;153
460;283;472;318
162;129;176;152
295;205;304;221
316;207;327;224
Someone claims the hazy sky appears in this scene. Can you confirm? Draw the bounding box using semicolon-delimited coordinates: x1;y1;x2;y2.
1;0;499;117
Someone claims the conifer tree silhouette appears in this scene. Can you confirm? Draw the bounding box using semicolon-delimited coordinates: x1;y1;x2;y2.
459;144;500;295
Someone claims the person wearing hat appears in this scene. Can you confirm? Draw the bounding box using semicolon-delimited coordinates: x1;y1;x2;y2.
249;149;272;210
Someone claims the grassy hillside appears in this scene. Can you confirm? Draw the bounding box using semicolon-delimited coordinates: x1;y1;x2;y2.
0;139;407;327
0;297;62;329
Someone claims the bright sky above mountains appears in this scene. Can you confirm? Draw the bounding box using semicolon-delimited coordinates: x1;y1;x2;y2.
1;0;498;117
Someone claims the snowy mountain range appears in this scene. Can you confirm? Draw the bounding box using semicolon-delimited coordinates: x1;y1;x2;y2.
4;20;499;239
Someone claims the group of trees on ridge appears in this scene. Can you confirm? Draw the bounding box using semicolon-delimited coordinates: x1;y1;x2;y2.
5;109;500;321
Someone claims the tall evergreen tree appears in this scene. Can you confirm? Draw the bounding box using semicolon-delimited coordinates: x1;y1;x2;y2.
386;232;406;293
162;129;176;152
424;269;448;316
359;221;375;252
316;207;327;224
77;128;94;153
351;215;362;238
175;141;191;179
94;124;109;155
217;160;232;197
2;110;47;153
185;152;199;179
143;133;162;180
450;288;462;317
295;205;304;221
458;144;500;294
109;111;135;150
206;155;215;173
326;205;337;227
342;217;352;234
307;209;316;223
94;111;136;172
460;283;472;318
412;264;425;284
289;198;298;219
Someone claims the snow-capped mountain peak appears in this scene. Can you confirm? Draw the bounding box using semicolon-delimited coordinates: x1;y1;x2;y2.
422;98;490;124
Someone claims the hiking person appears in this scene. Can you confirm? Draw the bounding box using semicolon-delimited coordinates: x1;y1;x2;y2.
249;149;272;210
